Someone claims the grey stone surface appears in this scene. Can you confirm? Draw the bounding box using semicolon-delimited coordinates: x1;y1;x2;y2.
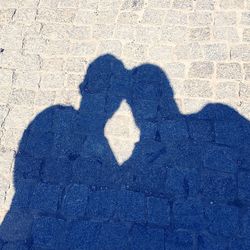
0;0;250;249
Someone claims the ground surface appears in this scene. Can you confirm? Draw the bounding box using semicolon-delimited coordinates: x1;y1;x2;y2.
0;0;250;249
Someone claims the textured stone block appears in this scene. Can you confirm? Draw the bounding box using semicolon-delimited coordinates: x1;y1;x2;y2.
2;243;29;250
62;184;89;217
37;8;75;23
215;81;239;99
172;0;193;10
213;27;239;42
241;210;250;237
183;79;213;97
164;10;187;25
214;11;237;25
58;0;78;8
231;45;250;61
149;45;172;62
86;189;117;219
220;0;244;9
188;119;213;141
198;233;228;250
64;57;87;72
173;198;206;230
189;27;210;41
217;63;242;80
98;40;123;56
240;82;250;99
174;43;203;60
0;9;16;22
74;10;97;24
148;0;170;8
66;221;101;249
147;197;170;226
14;8;36;22
203;43;228;61
92;24;114;39
204;146;239;173
200;170;237;202
40;73;65;89
205;204;239;237
135;26;161;44
69;41;97;56
0;51;40;71
117;190;146;222
121;0;145;10
244;63;250;80
165;165;199;198
8;89;35;105
117;12;139;24
0;211;32;241
165;63;185;78
243;28;250;42
95;223;130;250
189;12;212;26
32;217;66;249
0;69;12;87
123;42;148;61
160;120;188;142
30;183;61;213
142;8;165;25
195;0;215;10
114;24;135;40
130;225;165;249
4;106;34;129
162;26;187;42
242;13;250;25
41;57;64;72
188;61;214;78
239;171;250;202
166;230;194;249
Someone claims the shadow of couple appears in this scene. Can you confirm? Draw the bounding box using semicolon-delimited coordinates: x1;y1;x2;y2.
0;54;250;249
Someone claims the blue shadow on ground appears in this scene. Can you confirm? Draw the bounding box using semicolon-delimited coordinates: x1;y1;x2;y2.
0;54;250;249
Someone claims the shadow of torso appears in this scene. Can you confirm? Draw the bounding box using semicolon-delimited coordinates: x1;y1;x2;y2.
0;56;250;250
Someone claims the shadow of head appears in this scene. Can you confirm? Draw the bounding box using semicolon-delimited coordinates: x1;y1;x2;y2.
128;64;180;138
78;54;131;120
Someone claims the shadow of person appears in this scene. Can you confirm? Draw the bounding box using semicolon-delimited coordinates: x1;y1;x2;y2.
0;54;130;249
0;55;250;250
122;64;250;249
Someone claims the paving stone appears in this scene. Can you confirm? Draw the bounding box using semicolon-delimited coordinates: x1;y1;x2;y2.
0;211;33;241
165;166;199;198
32;217;66;249
147;197;170;226
188;61;214;79
61;185;88;218
217;63;242;80
116;190;146;222
130;225;165;250
95;223;130;250
66;220;101;250
86;189;117;219
204;43;229;61
239;171;250;202
165;230;194;250
198;233;228;250
30;183;61;214
205;204;239;237
173;198;206;231
188;119;214;141
200;170;237;202
203;146;239;173
2;243;29;250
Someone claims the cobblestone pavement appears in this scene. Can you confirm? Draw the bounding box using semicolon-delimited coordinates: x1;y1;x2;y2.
0;0;250;249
